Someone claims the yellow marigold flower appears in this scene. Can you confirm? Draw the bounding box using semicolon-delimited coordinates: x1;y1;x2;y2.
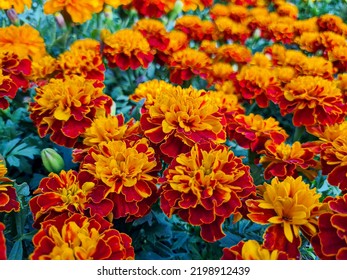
306;121;347;144
104;0;132;9
297;56;335;79
0;24;46;60
320;31;347;51
337;73;347;97
276;2;298;19
43;0;104;24
247;176;323;243
160;142;255;242
250;52;272;68
268;17;296;44
0;0;31;13
181;0;212;12
274;66;297;84
102;29;154;70
81;139;160;221
30;55;57;83
210;3;230;19
293;17;318;35
199;40;218;56
70;38;100;52
215;44;252;64
222;240;293;260
30;213;134;260
214;16;251;44
206;62;236;86
168;48;212;84
29;76;113;148
129;79;174;109
140;86;226;161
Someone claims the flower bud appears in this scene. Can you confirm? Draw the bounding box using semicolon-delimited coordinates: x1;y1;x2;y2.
41;148;65;173
6;9;19;25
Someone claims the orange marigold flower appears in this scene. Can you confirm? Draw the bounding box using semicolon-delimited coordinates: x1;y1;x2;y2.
259;141;318;181
250;52;272;68
29;55;57;84
337;73;347;101
140;86;226;161
159;142;255;242
104;0;132;9
274;66;297;84
167;48;212;84
199;40;218;56
311;193;347;260
221;239;293;260
228;113;288;153
320;31;347;53
29;76;113;148
156;30;188;65
175;15;217;41
132;0;176;18
297;56;334;79
306;121;347;145
29;170;113;228
210;4;230;20
0;0;31;13
214;16;251;44
0;50;31;109
268;17;296;44
247;176;323;244
102;29;154;71
227;4;249;23
30;213;134;260
81;139;160;221
210;90;245;121
206;62;236;87
293;17;318;35
321;136;347;192
72;114;141;162
0;159;20;213
133;18;170;52
277;76;347;127
327;45;347;74
44;0;104;24
0;222;6;260
276;2;298;19
317;14;346;35
294;31;322;53
129;79;174;109
234;65;282;108
215;44;252;64
181;0;213;11
0;24;46;60
56;41;105;81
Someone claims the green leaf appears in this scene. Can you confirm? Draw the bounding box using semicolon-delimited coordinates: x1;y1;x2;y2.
8;240;23;260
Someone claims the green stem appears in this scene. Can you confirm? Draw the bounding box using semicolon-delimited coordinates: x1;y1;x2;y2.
293;126;305;142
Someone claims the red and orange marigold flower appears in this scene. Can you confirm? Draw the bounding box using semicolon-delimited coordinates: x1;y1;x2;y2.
247;176;324;245
160;142;255;242
321;136;347;193
102;29;154;71
132;0;176;18
259;141;318;181
227;113;288;153
311;193;347;260
0;222;6;260
29;170;114;228
175;15;217;41
0;159;20;213
29;76;113;148
221;239;292;260
276;76;347;127
81;138;161;221
30;213;134;260
140;85;226;161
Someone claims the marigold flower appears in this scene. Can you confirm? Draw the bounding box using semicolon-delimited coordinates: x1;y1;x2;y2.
0;222;6;260
56;42;105;81
277;76;346;127
247;176;323;243
140;86;226;161
0;159;20;213
167;48;212;84
214;44;252;64
268;17;296;44
293;17;318;35
250;52;272;68
44;0;104;24
273;66;297;84
317;14;345;35
221;240;293;260
210;3;230;19
160;142;255;242
276;3;298;19
321;136;347;192
311;193;347;260
29;76;113;148
306;121;347;144
105;0;132;9
259;141;318;181
234;65;281;108
199;40;218;56
132;0;176;18
294;32;322;53
133;19;170;52
320;31;347;53
29;170;113;228
214;16;251;44
228;113;288;153
327;45;347;74
30;213;134;260
0;0;31;13
206;62;236;87
297;56;334;79
0;51;31;109
81;139;160;221
175;15;217;41
0;24;46;60
102;29;154;71
73;114;141;162
29;55;57;84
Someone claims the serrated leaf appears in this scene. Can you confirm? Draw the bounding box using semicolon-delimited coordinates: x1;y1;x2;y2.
7;155;20;167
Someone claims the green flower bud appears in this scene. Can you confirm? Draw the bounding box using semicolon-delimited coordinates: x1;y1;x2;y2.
41;148;65;173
